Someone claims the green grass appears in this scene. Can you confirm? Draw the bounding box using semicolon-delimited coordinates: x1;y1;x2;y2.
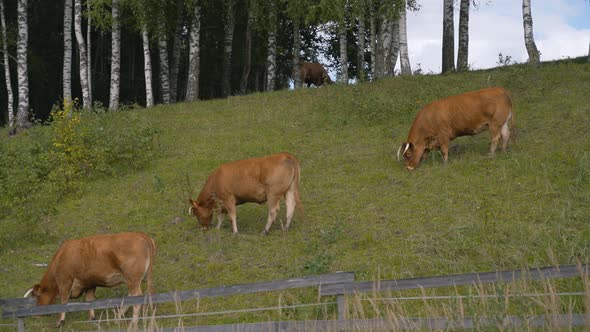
1;58;589;329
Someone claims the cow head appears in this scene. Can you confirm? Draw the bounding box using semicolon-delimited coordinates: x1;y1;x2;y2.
24;284;56;306
397;142;427;171
188;198;212;229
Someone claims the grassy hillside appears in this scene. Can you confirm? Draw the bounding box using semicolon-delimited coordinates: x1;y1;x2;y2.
1;59;589;328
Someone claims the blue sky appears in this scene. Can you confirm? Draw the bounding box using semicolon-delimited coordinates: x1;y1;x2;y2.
401;0;590;73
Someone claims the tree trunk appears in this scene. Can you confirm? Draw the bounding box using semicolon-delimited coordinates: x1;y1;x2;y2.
170;0;183;102
0;0;13;128
186;3;201;102
390;18;399;76
239;10;253;94
158;32;170;104
292;19;301;89
87;1;92;107
357;8;366;81
339;21;348;83
265;5;277;92
109;0;120;110
142;26;154;108
63;0;72;103
522;0;540;64
442;0;455;73
456;0;469;72
16;0;29;128
222;0;235;97
587;42;590;63
74;0;90;108
369;8;376;79
399;0;411;75
379;16;392;78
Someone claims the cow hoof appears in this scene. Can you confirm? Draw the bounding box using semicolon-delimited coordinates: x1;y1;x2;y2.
261;229;269;235
57;320;65;328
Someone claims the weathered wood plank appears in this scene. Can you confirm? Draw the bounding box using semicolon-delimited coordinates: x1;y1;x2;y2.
101;315;589;332
320;265;588;296
0;298;35;309
2;272;354;319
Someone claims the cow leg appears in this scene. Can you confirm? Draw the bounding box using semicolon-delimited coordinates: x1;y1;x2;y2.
85;288;97;320
501;120;511;152
285;190;296;231
489;126;501;157
127;282;143;329
263;197;280;234
225;201;238;234
57;293;69;327
441;143;449;164
216;211;224;229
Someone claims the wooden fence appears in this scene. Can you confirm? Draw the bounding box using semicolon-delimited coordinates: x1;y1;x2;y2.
1;265;589;331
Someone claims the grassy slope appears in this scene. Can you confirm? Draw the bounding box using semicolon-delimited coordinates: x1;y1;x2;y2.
1;59;589;326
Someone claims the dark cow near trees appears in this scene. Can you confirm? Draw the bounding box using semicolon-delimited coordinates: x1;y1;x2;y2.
397;87;514;171
189;152;302;234
24;232;157;327
299;62;332;87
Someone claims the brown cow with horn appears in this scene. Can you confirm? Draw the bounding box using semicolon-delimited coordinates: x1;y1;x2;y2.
189;152;302;234
299;61;332;87
24;232;157;327
397;87;514;171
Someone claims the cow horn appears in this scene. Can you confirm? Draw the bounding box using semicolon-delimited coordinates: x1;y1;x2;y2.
397;145;403;161
188;206;193;216
23;288;34;298
403;144;410;155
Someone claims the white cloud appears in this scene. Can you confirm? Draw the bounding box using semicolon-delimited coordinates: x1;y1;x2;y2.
402;0;590;73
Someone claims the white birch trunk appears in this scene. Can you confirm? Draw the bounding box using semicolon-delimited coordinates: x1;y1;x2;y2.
442;0;455;73
399;1;411;75
292;19;301;88
63;0;72;103
265;6;277;92
16;0;29;128
87;1;92;107
170;0;183;102
158;34;170;104
74;0;90;108
390;18;399;76
186;3;201;102
339;22;348;83
142;26;154;108
0;0;13;128
522;0;540;64
109;0;120;110
239;9;253;94
357;9;366;81
379;16;392;78
456;0;469;71
222;0;235;97
369;10;376;80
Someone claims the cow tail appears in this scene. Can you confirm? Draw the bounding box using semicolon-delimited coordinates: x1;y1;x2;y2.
507;91;517;143
146;236;157;294
291;157;303;216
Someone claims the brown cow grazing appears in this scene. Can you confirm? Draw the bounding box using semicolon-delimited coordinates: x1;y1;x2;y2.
299;62;332;87
397;87;514;171
189;152;302;234
23;232;157;327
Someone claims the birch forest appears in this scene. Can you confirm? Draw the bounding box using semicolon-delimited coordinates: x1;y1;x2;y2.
0;0;555;129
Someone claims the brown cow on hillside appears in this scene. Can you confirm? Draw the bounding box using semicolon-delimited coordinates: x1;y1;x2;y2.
24;232;157;327
299;62;332;87
397;87;514;171
189;152;302;234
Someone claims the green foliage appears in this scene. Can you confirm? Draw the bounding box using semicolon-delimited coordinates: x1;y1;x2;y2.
0;102;158;248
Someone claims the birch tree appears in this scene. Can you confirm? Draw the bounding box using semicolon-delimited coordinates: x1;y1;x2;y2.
186;1;201;102
109;0;120;110
377;15;392;78
158;28;171;104
170;0;184;102
87;0;92;107
265;1;277;91
74;0;91;108
390;17;400;76
16;0;29;128
456;0;469;71
399;0;411;75
240;4;253;94
292;19;301;88
338;21;348;83
0;0;13;128
522;0;540;64
63;0;73;103
222;0;236;97
142;26;154;107
356;0;367;81
442;0;455;73
369;3;376;79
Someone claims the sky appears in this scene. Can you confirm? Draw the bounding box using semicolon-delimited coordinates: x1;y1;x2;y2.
401;0;590;74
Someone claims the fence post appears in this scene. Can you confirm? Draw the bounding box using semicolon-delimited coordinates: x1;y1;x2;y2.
17;318;24;332
336;295;345;320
